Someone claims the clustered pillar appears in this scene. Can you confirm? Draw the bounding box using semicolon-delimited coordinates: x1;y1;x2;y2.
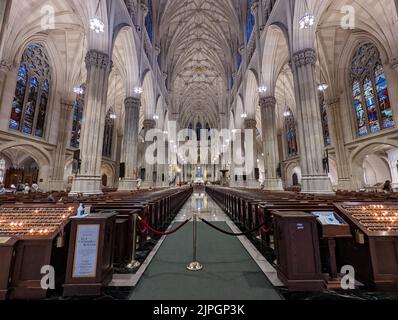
70;50;112;195
244;118;259;188
49;99;74;191
326;98;352;190
141;119;156;189
291;49;334;194
118;96;141;191
260;96;284;191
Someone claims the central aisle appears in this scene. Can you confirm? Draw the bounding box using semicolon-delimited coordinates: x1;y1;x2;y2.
129;192;282;300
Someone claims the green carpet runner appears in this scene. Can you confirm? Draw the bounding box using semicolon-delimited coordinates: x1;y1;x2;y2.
129;222;282;300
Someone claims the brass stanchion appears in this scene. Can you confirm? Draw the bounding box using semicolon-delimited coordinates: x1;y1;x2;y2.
187;210;203;271
127;213;141;269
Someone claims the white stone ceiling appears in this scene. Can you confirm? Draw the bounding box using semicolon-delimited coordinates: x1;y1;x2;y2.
159;0;241;127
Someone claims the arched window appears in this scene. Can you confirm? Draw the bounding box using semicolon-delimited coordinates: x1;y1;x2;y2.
145;0;153;42
319;92;331;146
350;43;394;136
187;122;193;140
70;84;85;148
102;109;115;158
196;122;202;141
284;109;298;158
246;0;255;43
9;44;52;137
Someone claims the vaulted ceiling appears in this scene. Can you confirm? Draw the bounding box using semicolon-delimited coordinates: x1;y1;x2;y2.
159;0;242;127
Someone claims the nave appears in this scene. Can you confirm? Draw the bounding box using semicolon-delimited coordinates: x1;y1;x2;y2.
1;0;398;307
128;192;282;300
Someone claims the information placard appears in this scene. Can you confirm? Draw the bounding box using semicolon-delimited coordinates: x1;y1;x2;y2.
72;224;100;278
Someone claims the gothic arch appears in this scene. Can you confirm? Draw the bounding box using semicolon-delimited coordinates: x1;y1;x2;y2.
141;70;156;119
244;69;259;119
261;24;291;96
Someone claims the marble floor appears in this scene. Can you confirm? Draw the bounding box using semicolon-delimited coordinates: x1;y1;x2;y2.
174;192;282;287
175;191;230;222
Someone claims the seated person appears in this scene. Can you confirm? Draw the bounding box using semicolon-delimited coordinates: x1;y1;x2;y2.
0;184;6;194
47;192;56;203
31;182;40;193
24;183;31;194
383;180;393;193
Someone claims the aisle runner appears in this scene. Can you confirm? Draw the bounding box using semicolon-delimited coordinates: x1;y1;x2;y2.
129;221;282;300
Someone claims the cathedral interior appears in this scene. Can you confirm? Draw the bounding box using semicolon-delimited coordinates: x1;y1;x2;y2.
0;0;398;304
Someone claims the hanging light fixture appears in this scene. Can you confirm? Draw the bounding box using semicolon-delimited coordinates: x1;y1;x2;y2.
258;85;267;94
316;31;328;92
317;83;328;92
90;1;105;33
299;0;315;29
90;17;105;33
153;114;159;120
241;113;248;119
134;86;143;95
73;34;86;95
108;73;118;119
281;68;291;118
73;86;84;95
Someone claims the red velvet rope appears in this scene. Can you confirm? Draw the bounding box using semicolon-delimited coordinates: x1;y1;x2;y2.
138;217;191;236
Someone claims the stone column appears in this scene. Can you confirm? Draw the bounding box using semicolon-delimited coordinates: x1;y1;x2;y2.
260;96;284;190
0;0;11;59
162;141;169;187
118;97;141;191
70;50;112;195
233;132;244;187
141;119;156;189
326;98;352;190
229;140;237;186
49;99;74;191
291;48;334;194
0;60;11;116
114;131;123;187
244;118;259;188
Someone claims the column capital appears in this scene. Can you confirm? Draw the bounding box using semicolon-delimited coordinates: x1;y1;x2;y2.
124;96;141;109
391;57;398;71
259;96;277;109
244;118;257;130
292;48;317;68
85;50;112;72
143;119;156;129
0;59;12;72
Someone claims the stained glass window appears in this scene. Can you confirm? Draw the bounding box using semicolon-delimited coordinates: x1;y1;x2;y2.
71;85;85;148
10;64;28;130
9;44;51;137
196;122;202;141
246;0;255;44
102;109;115;158
237;52;242;70
145;0;153;43
285;109;298;157
375;65;394;129
350;43;394;136
319;92;331;146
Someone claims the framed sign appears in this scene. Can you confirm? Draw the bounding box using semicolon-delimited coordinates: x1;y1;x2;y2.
72;224;100;278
